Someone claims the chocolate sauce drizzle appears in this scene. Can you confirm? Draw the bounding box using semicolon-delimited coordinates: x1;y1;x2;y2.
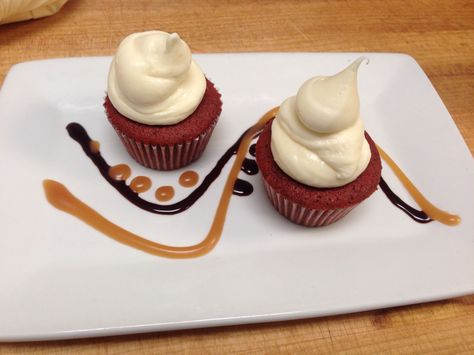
67;123;434;223
241;158;259;175
378;177;432;223
233;179;254;196
67;123;258;215
249;144;257;157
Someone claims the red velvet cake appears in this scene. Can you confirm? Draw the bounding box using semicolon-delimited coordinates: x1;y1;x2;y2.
104;79;222;170
256;120;382;227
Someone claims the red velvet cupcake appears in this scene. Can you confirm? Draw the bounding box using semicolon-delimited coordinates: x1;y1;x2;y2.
256;122;381;227
105;30;222;170
104;79;221;170
256;58;381;226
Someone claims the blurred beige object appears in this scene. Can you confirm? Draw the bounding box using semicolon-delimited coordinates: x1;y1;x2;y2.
0;0;68;25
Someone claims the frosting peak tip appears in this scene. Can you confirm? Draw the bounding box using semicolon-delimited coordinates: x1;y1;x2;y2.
166;32;181;52
337;57;367;78
351;56;368;69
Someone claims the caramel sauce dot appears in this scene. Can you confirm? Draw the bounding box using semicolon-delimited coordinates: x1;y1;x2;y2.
89;140;100;154
130;176;152;193
155;186;175;202
109;164;131;181
179;170;199;188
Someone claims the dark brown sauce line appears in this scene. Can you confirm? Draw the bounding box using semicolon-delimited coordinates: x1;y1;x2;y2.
249;143;257;157
68;123;435;224
241;158;259;175
44;108;281;259
378;177;432;223
233;179;254;196
66;123;258;215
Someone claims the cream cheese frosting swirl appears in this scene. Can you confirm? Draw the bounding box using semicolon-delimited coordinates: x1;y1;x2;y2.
107;31;206;125
271;57;371;188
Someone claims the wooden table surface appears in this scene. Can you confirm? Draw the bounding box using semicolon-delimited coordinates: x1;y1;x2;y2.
0;0;473;353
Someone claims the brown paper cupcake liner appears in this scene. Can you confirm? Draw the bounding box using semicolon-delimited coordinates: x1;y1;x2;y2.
262;179;358;227
114;120;217;170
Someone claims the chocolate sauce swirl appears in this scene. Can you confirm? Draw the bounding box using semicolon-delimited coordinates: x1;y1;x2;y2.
43;108;459;260
67;123;257;215
67;122;447;224
378;177;431;223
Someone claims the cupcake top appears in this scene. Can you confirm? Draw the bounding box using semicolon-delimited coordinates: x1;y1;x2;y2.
271;57;371;188
107;30;206;125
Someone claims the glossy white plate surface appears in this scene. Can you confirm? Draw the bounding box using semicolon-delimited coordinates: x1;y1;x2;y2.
0;53;473;341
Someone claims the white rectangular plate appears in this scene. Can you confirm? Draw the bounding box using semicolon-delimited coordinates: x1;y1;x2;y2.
0;53;473;341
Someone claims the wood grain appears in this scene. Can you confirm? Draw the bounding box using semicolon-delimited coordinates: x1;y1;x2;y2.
0;0;473;353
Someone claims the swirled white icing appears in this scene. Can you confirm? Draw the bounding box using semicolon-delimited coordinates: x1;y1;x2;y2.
107;31;206;125
271;57;371;188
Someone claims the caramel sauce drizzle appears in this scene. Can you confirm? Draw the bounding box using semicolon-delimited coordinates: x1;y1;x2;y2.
179;171;199;188
108;164;131;181
130;176;151;193
42;106;460;259
89;140;100;154
42;107;279;259
155;186;175;202
376;144;461;226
